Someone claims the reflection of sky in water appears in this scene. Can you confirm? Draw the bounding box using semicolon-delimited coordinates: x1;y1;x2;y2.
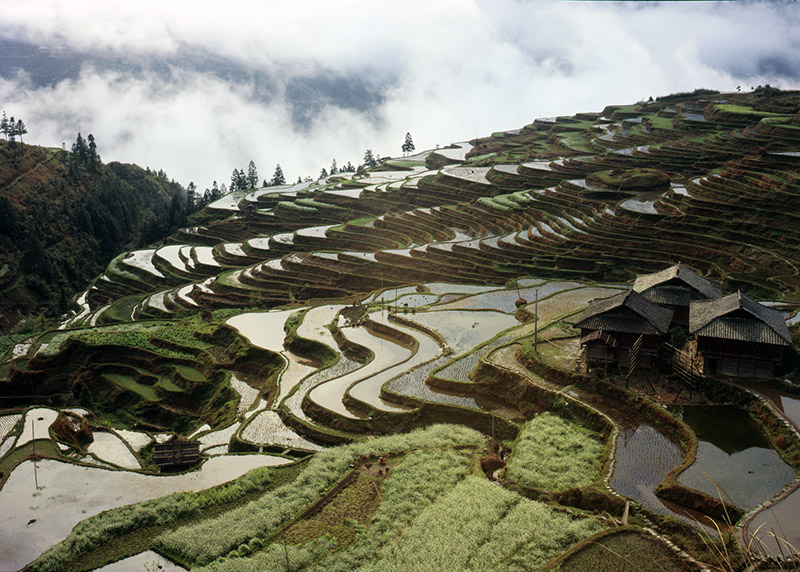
0;455;290;571
747;484;800;559
780;394;800;427
678;442;793;509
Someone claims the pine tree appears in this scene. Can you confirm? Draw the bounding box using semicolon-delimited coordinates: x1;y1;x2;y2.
330;159;338;174
87;133;100;170
271;164;285;186
319;167;328;179
15;119;27;145
402;132;415;156
246;160;259;189
1;111;9;141
363;149;377;168
186;182;197;211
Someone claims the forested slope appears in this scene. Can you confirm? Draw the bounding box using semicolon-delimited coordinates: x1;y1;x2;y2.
0;138;186;331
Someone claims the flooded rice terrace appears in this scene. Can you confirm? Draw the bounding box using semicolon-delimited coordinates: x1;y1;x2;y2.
0;455;290;570
672;406;794;509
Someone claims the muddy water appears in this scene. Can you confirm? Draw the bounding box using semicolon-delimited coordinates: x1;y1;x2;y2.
0;455;291;570
673;406;793;509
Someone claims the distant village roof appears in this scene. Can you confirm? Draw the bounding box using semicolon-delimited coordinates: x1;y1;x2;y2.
574;290;674;335
633;263;722;306
690;291;792;346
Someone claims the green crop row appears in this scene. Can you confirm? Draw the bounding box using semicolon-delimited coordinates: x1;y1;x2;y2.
72;330;193;359
506;412;605;491
156;424;483;567
27;466;280;572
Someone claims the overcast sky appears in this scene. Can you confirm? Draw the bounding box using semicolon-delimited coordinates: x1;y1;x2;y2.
1;0;799;189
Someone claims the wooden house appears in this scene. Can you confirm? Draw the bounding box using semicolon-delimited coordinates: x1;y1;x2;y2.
153;440;201;470
575;290;674;372
633;263;721;326
690;291;791;377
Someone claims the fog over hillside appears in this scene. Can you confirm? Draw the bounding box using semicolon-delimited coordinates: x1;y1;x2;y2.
1;0;799;188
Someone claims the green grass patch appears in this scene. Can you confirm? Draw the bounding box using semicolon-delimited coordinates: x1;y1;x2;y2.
552;529;692;572
154;425;482;567
102;373;160;401
355;476;605;572
28;463;307;572
74;330;193;359
507;412;605;491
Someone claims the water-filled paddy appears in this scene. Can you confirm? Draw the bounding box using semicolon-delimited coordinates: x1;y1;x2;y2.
672;405;793;509
309;322;412;417
385;356;479;409
226;309;297;353
611;425;686;520
434;282;583;313
0;455;291;570
156;245;190;272
348;321;441;411
746;484;800;559
283;357;362;421
87;431;141;469
403;310;519;355
424;282;499;295
122;250;163;278
230;374;260;416
239;411;321;451
93;550;186;571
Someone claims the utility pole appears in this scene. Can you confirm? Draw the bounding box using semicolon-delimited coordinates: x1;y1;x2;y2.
534;290;539;352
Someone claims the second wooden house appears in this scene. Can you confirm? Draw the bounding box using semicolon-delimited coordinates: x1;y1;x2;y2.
689;291;792;377
575;290;674;373
632;263;722;326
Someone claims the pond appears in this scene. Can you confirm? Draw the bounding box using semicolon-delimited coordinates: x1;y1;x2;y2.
0;455;292;571
672;406;794;509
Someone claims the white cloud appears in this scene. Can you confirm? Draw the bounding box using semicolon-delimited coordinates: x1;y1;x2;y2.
1;0;799;188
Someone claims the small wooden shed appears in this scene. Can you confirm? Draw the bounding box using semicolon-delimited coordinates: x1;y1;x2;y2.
153;440;201;470
690;291;791;377
575;290;674;372
633;263;721;326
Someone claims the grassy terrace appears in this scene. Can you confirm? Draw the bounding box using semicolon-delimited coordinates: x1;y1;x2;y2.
5;89;800;572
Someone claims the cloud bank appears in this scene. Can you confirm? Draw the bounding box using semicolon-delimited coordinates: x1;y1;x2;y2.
1;0;799;189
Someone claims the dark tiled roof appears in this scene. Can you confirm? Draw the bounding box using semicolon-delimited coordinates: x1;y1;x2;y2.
690;291;792;345
580;329;618;347
575;290;674;334
633;263;722;302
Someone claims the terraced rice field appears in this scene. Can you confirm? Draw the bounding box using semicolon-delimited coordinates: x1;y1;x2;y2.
6;90;800;569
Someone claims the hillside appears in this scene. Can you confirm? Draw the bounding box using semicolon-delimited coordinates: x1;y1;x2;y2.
2;88;800;571
0;138;187;331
